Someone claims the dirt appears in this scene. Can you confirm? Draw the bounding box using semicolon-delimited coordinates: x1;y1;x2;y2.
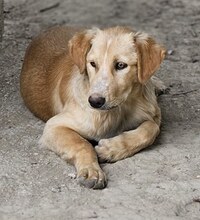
0;0;200;219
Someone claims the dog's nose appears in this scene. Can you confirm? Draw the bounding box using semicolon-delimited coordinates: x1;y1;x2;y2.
88;94;105;109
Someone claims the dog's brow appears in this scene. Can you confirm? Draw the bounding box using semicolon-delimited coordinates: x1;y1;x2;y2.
103;39;112;65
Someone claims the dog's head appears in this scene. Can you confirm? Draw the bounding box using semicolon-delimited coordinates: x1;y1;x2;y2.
69;26;166;110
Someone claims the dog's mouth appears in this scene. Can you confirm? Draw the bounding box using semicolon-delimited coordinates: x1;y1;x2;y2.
89;104;118;111
89;100;124;111
88;94;126;111
99;104;118;110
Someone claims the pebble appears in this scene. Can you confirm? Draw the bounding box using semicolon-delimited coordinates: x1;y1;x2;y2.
68;173;76;179
167;49;174;55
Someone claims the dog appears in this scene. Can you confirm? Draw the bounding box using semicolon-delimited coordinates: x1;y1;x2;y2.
20;26;166;189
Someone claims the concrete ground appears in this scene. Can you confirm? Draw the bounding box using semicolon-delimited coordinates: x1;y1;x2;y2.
1;0;200;219
0;0;3;41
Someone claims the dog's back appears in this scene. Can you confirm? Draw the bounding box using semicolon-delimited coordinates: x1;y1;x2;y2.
20;27;79;121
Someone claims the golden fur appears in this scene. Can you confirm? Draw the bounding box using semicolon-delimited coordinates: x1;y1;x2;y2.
20;26;166;189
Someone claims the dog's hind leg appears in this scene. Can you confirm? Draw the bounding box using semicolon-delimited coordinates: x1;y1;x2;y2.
151;76;170;96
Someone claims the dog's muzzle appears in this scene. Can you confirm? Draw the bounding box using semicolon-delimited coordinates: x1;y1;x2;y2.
88;94;106;109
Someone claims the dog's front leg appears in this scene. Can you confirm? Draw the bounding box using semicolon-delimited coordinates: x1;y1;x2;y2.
40;123;107;189
95;120;160;162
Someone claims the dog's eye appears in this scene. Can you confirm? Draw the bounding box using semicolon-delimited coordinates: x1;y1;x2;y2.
90;61;96;68
115;62;128;70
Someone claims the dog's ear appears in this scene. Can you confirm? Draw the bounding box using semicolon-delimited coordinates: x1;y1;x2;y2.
69;29;97;73
134;32;166;84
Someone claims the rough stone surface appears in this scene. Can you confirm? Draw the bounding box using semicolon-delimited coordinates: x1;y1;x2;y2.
1;0;200;219
0;0;3;41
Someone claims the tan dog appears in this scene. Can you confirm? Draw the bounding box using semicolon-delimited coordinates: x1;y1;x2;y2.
20;26;166;189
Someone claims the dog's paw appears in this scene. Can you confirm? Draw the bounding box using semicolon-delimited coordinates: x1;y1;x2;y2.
95;139;126;163
77;164;107;189
95;139;113;162
155;84;170;96
151;76;170;96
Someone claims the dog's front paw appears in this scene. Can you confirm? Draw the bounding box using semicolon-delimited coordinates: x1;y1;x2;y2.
77;164;107;189
95;139;127;163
